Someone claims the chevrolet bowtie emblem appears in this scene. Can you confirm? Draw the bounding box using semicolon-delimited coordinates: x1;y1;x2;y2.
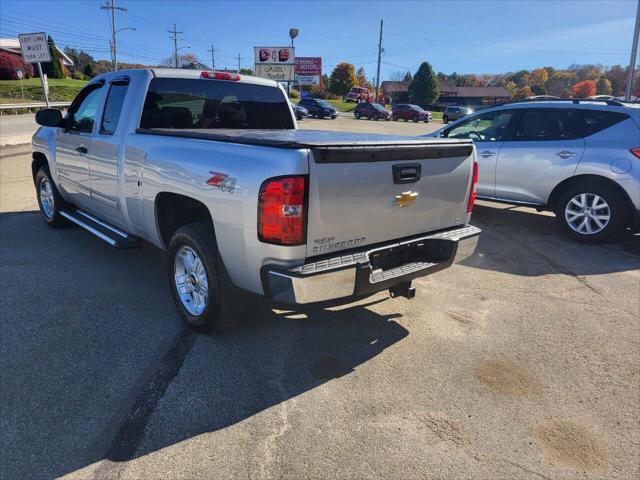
394;191;419;207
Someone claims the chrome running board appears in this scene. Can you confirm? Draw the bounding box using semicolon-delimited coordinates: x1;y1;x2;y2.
60;208;141;249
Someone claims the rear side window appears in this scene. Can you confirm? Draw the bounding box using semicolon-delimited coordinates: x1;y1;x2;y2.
140;78;294;130
579;110;628;137
101;82;128;134
506;109;582;141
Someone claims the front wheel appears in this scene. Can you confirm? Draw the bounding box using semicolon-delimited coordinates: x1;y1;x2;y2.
555;182;627;243
355;113;361;119
412;115;419;123
392;114;398;121
35;166;71;228
443;116;449;124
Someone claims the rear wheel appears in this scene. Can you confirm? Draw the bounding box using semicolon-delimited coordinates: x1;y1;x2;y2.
355;112;361;119
555;181;627;243
443;116;449;124
35;166;71;228
392;114;398;121
168;222;259;331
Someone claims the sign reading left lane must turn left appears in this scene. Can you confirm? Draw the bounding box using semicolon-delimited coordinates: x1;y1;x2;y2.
18;32;51;63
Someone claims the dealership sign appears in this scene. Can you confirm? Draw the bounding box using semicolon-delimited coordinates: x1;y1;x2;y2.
255;46;295;82
294;57;322;85
18;32;51;63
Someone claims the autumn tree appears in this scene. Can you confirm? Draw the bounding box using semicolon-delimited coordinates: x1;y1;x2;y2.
355;67;369;87
503;80;518;97
572;80;596;97
0;51;33;80
328;62;357;96
513;86;534;99
530;68;549;87
547;71;576;97
408;62;439;106
604;65;627;96
596;77;612;96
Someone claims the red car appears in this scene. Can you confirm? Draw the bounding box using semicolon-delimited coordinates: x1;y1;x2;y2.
392;104;432;123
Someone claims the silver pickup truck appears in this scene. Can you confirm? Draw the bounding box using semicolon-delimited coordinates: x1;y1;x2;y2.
32;68;480;331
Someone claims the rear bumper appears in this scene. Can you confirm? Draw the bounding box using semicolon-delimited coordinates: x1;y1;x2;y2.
262;225;480;305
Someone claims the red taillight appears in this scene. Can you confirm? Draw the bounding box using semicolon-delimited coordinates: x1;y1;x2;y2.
467;161;479;213
200;71;241;81
258;176;306;245
630;148;640;159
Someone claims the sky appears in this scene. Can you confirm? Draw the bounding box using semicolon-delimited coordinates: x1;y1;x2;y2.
0;0;637;81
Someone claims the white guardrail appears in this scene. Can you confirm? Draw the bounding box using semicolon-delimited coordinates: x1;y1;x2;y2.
0;101;71;112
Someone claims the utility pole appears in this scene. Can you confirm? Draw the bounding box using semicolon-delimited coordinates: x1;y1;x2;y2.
375;19;383;103
236;53;242;73
208;44;216;71
625;0;640;101
101;0;126;71
168;23;183;68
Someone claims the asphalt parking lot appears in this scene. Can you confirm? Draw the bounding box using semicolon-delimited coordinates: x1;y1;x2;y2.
1;123;639;479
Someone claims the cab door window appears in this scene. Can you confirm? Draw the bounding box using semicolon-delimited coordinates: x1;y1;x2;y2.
444;111;513;142
68;85;103;133
505;109;582;141
100;81;129;134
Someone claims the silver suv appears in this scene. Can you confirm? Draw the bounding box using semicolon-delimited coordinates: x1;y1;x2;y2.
443;106;473;124
427;99;640;243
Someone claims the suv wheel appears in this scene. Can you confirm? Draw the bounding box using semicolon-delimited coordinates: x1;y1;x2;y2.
354;112;361;119
35;166;71;228
443;116;449;124
392;114;398;121
555;182;627;243
412;115;419;122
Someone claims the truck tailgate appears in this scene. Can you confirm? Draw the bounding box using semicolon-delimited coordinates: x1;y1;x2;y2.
306;141;475;257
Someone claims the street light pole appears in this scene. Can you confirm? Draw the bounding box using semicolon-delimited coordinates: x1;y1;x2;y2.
288;28;298;96
101;0;127;71
375;19;383;103
625;0;640;101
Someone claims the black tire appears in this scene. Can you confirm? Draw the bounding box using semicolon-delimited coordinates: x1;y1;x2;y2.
412;115;419;123
35;165;71;228
554;181;628;243
354;112;360;119
443;116;449;124
168;222;261;332
392;114;398;121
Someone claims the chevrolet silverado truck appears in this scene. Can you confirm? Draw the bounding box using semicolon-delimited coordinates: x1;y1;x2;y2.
32;68;480;331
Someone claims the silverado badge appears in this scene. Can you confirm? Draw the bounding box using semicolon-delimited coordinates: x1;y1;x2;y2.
394;191;419;207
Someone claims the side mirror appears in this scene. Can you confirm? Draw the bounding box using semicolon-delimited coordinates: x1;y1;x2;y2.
35;108;64;128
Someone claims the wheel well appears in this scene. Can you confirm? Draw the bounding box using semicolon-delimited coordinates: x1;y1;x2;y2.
547;174;635;215
31;152;48;183
155;193;213;248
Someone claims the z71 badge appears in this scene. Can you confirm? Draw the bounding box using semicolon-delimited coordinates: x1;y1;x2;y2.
206;172;237;193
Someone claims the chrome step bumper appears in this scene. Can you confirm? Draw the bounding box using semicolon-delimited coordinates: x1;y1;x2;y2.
263;225;480;304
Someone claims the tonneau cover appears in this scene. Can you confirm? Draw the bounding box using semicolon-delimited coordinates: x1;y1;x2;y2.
135;128;473;149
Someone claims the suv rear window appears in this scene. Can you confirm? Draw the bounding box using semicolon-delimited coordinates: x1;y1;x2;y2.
140;78;294;130
580;109;628;136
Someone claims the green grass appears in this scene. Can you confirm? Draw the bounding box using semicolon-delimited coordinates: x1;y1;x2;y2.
0;78;87;103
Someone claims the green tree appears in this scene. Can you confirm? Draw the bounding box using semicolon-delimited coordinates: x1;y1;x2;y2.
596;77;612;95
408;61;439;106
321;73;331;90
42;36;64;79
328;62;357;96
83;63;94;78
239;68;254;76
403;71;413;82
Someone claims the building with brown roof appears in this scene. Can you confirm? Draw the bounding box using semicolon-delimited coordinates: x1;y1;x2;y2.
381;79;509;107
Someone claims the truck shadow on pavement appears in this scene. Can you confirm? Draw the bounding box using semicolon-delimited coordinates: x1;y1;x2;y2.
0;211;408;478
462;203;640;277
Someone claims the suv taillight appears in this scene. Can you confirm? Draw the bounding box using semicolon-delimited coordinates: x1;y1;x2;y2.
630;148;640;159
258;176;307;245
467;161;479;213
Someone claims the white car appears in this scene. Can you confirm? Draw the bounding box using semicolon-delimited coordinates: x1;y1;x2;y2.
426;99;640;243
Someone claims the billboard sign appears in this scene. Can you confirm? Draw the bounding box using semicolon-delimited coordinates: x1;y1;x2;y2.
255;63;295;82
254;47;294;65
294;57;322;85
18;32;51;63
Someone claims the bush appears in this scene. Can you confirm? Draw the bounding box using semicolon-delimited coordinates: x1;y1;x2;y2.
71;71;87;80
288;88;300;99
0;52;34;80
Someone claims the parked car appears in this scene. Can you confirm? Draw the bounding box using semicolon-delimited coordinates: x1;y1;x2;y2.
31;68;480;331
344;86;371;103
298;98;338;119
354;102;391;120
425;99;640;242
291;102;308;120
443;106;473;124
392;104;432;123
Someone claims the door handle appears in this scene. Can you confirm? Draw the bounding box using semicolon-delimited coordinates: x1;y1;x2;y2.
556;150;576;159
480;151;495;158
392;163;422;184
76;146;88;155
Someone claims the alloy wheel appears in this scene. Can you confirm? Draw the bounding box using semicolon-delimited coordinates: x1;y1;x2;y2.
174;246;208;315
564;193;611;235
39;177;55;219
